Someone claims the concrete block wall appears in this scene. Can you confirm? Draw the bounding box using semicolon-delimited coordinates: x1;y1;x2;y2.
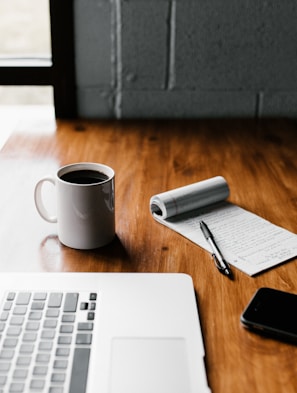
74;0;297;118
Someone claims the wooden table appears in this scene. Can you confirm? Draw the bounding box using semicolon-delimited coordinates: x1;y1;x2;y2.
1;108;297;393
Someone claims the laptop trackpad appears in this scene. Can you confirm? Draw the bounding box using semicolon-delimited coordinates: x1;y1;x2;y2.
110;338;191;393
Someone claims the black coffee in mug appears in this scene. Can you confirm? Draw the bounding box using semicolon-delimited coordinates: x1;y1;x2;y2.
61;169;109;184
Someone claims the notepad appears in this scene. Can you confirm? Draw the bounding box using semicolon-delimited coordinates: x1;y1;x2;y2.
150;176;297;276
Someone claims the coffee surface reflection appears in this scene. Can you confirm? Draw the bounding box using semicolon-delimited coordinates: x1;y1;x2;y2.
61;169;109;184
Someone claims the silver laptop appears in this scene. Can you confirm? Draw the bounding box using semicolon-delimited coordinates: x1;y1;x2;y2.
0;272;210;393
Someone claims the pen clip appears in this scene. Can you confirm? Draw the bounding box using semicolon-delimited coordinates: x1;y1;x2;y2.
211;253;233;278
211;253;224;271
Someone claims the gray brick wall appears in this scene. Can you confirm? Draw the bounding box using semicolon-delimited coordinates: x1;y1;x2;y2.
74;0;297;118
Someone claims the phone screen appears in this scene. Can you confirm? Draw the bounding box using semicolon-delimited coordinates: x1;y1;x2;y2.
241;287;297;341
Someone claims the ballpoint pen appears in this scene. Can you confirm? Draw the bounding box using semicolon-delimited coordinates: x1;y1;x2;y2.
200;221;233;279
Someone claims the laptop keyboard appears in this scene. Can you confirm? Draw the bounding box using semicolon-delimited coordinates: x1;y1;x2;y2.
0;291;97;393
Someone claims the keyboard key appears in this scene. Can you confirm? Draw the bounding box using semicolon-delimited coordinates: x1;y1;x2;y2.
0;349;14;359
46;309;60;318
33;293;47;301
48;293;63;308
36;353;50;363
16;293;31;305
9;382;24;392
49;387;63;393
53;360;68;369
76;334;92;345
87;312;95;321
89;293;97;301
31;302;45;310
16;356;31;366
4;302;12;311
51;373;66;383
69;348;90;393
30;379;45;390
0;362;10;372
20;344;34;354
28;311;42;321
77;323;93;331
41;330;55;340
62;314;75;323
23;332;37;342
55;348;70;357
10;317;24;326
60;325;73;334
58;336;72;345
43;319;57;329
0;375;7;386
13;307;27;315
7;293;15;301
13;369;28;380
3;338;18;348
33;366;48;376
38;342;53;351
25;322;40;331
7;327;21;336
0;311;9;321
64;293;78;312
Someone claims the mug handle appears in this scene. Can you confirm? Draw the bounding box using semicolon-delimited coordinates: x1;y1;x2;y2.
34;176;58;223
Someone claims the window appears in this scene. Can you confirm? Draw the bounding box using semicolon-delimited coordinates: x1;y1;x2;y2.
0;0;77;118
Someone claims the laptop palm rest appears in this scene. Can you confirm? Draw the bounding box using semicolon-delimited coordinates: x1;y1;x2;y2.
110;337;190;393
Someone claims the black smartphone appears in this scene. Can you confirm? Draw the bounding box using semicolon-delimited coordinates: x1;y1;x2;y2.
240;287;297;343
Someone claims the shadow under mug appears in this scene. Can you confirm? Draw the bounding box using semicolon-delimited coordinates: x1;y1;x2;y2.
34;162;115;250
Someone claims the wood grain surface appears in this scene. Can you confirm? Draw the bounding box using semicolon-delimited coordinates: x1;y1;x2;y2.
1;111;297;392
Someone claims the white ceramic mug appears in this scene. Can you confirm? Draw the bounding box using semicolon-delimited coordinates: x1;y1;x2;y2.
34;162;115;249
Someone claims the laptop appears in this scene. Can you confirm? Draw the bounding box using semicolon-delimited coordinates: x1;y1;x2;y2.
0;272;211;393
